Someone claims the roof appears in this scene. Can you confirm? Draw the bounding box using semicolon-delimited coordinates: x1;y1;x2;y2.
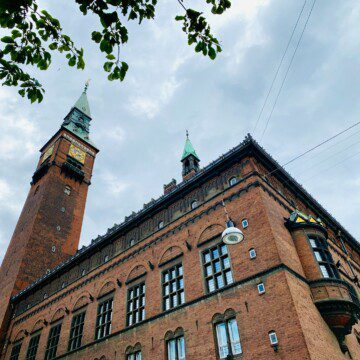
74;91;91;117
181;138;200;162
11;134;359;302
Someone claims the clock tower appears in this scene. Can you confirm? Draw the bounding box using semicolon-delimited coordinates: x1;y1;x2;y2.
0;84;99;347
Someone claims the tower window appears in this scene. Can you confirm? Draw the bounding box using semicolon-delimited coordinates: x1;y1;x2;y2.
51;245;56;253
61;282;66;289
127;283;146;326
56;226;61;232
130;238;135;247
308;235;339;279
45;322;62;360
103;254;109;263
229;177;237;186
64;186;71;196
61;207;65;213
191;200;198;209
241;219;248;228
158;221;164;229
95;297;113;340
68;311;86;351
10;341;22;360
43;293;48;299
214;318;242;358
202;243;233;293
26;333;41;360
269;331;278;346
249;248;256;259
81;269;86;276
162;263;185;311
257;283;265;294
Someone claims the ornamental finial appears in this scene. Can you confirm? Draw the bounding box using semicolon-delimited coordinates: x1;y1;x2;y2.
84;79;91;93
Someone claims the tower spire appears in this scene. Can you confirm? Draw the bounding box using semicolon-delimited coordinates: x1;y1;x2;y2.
181;131;200;180
62;83;93;144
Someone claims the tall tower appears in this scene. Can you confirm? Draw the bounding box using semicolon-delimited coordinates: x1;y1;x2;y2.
0;84;98;347
181;131;200;181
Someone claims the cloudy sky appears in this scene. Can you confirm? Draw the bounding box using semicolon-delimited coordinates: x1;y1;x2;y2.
1;0;359;263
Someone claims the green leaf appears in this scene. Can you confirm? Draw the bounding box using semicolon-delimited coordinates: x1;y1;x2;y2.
91;31;102;43
175;15;185;21
1;36;14;44
49;43;57;50
68;56;76;67
106;54;116;60
208;46;216;60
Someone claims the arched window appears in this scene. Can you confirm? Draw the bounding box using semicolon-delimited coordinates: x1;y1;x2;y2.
158;221;164;230
126;343;142;360
165;328;185;360
212;309;242;359
191;200;198;209
229;177;237;186
104;255;109;263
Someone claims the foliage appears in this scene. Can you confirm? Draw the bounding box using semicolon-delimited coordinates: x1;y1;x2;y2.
0;0;231;103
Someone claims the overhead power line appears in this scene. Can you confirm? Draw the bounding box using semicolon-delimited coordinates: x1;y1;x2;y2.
253;0;308;134
264;119;360;178
260;0;317;140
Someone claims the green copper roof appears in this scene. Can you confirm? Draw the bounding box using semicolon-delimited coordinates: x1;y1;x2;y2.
181;137;200;161
74;90;91;117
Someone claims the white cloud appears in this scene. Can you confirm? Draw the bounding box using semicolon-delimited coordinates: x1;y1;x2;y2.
101;171;129;196
127;77;182;119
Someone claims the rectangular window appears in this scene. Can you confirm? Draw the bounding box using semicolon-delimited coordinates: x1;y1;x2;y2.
44;323;62;360
163;264;185;311
95;297;113;339
127;351;142;360
257;283;265;294
167;336;186;360
202;243;233;293
10;342;22;360
26;334;40;360
308;235;339;279
127;283;146;326
68;311;86;351
215;319;242;359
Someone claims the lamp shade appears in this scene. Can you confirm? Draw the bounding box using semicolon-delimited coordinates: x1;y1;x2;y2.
221;220;244;245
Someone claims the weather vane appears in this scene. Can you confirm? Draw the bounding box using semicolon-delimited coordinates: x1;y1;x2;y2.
84;78;91;93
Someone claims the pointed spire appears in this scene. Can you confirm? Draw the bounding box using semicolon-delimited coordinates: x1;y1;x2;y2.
181;130;200;162
73;79;91;117
62;82;93;145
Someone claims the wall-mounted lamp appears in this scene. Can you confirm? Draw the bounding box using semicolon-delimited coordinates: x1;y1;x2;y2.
221;200;244;245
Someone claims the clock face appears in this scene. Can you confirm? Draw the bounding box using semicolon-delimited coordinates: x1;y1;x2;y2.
41;145;54;163
68;144;86;164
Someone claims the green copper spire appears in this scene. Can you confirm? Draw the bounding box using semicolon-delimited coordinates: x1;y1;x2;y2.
62;81;93;145
181;130;200;161
73;79;91;117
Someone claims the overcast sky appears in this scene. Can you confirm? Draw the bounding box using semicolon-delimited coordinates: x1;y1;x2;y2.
1;0;359;263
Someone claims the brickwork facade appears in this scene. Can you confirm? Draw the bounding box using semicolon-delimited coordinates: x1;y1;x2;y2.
0;99;359;360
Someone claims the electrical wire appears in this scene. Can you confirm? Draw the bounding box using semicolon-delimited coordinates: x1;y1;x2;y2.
263;120;360;180
253;0;307;134
260;0;317;140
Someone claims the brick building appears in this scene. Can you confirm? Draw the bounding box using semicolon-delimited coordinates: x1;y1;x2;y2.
0;87;359;360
